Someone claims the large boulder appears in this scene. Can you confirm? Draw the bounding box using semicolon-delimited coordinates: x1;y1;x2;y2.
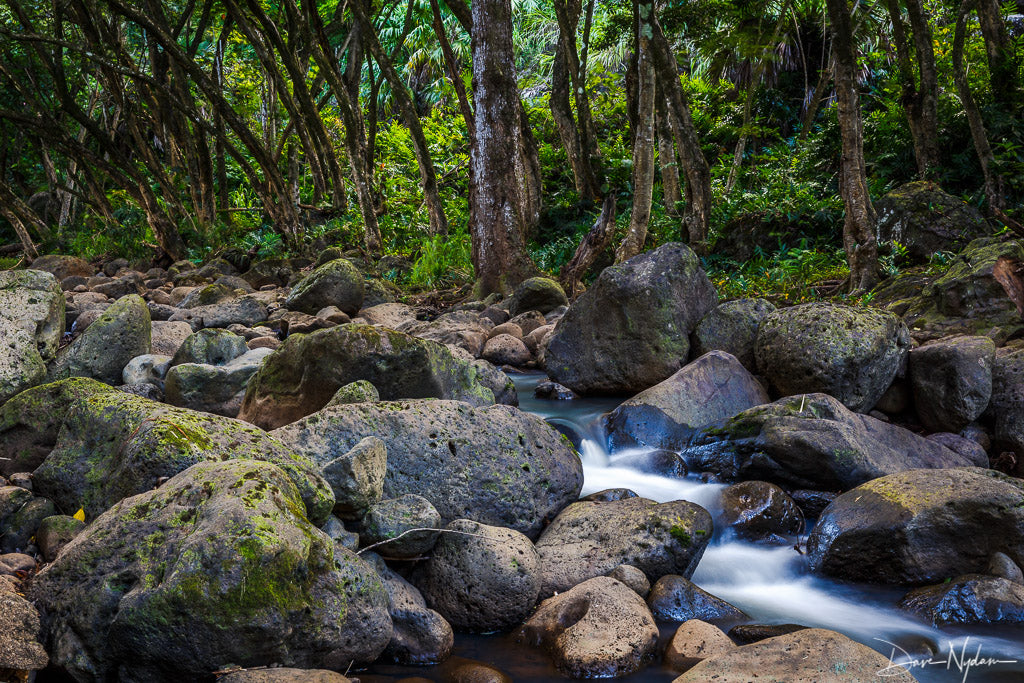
273;400;583;539
239;325;499;430
687;394;981;491
518;576;658;678
673;628;916;682
898;574;1024;626
544;243;718;395
30;254;93;281
605;351;769;451
29;460;391;682
718;480;804;542
985;344;1024;473
33;390;333;524
51;294;151;385
165;348;273;417
507;277;568;316
170;328;248;367
646;575;747;623
755;302;910;412
0;269;65;403
285;258;364;315
875;181;990;263
690;298;775;372
0;377;115;476
415;519;541;633
909;335;994;432
807;468;1024;584
534;496;713;597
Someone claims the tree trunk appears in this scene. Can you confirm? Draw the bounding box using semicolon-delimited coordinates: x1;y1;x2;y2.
656;94;682;216
616;2;656;264
975;0;1022;109
469;0;537;296
885;0;939;178
825;0;878;292
550;0;598;201
561;194;616;298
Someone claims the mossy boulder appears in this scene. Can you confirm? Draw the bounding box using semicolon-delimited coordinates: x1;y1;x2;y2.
29;460;391;682
687;393;982;491
534;496;713;598
327;380;380;406
875;181;990;263
807;467;1024;584
170;328;248;367
168;295;268;331
273;399;583;539
507;277;568;316
33;390;334;524
605;351;769;451
690;298;776;372
239;324;498;430
0;377;116;476
177;283;237;309
0;269;65;404
544;243;718;395
165;348;273;417
755;302;910;412
50;294;151;385
285;258;364;315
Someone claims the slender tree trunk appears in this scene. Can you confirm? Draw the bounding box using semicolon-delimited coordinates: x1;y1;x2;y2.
469;0;537;296
799;57;832;141
825;0;878;291
656;93;682;216
905;0;939;175
518;103;544;237
885;0;938;177
551;0;598;200
429;0;474;136
617;2;656;263
561;194;616;298
975;0;1022;109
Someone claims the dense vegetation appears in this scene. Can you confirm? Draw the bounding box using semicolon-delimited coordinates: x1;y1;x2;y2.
1;0;1022;299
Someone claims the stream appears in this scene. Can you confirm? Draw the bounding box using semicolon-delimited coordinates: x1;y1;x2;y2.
362;373;1024;682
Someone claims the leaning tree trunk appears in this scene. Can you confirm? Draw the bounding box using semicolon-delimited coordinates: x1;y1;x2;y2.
826;0;878;292
469;0;537;296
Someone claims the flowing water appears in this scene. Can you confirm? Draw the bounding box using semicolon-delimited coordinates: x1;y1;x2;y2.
363;373;1024;682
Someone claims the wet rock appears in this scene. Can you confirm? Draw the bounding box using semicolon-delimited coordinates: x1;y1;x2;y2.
989;551;1024;584
29;460;391;682
0;270;65;403
985;345;1024;474
0;591;49;672
755;302;910;412
165;348;273;417
728;623;808;644
606;351;769;451
239;325;498;430
508;277;568;316
416;519;540;633
517;576;658;678
361;494;441;559
647;574;747;623
875;181;990;263
444;658;512;683
50;294;150;385
535;496;713;597
33;389;333;524
608;564;651;597
274;400;581;539
580;488;639;503
664;619;734;673
691;298;776;372
673;628;916;682
789;489;838;520
719;481;804;542
35;514;85;562
609;450;688;478
909;335;994;432
899;575;1024;625
688;393;980;491
534;379;576;400
807;467;1024;584
545;243;718;395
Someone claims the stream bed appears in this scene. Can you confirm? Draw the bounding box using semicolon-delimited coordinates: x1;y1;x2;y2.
361;373;1024;682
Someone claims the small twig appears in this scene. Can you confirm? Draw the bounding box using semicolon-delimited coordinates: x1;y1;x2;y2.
356;527;498;555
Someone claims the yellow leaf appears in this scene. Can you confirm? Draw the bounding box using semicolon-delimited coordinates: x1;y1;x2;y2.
73;508;85;522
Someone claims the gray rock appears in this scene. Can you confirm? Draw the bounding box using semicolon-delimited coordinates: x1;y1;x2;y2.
239;325;498;430
30;254;93;281
51;294;151;385
177;282;237;309
168;295;268;330
360;494;441;558
274;400;582;539
691;298;776;372
470;360;518;406
170;328;249;367
1;495;55;553
326;380;380;406
0;270;65;402
875;181;990;263
415;519;540;633
755;302;911;412
508;311;547;337
29;460;391;682
123;354;172;387
606;351;769;451
545;243;718;395
0;591;48;671
990;551;1024;584
150;320;194;357
397;311;493;358
320;515;359;552
807;467;1024;584
719;480;804;542
286;258;364;315
359;302;418;329
35;514;85;563
507;277;568;316
899;574;1024;625
909;335;994;432
322;436;387;520
647;574;747;622
535;496;713;597
481;334;531;366
608;564;651;597
688;393;982;491
985;345;1024;475
517;576;658;678
33;389;334;524
165;347;272;417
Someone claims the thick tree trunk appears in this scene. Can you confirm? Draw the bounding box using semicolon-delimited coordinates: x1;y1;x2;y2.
469;0;537;296
826;0;878;292
560;194;616;298
617;3;656;264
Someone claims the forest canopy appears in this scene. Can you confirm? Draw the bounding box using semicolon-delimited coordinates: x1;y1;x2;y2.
0;0;1022;297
